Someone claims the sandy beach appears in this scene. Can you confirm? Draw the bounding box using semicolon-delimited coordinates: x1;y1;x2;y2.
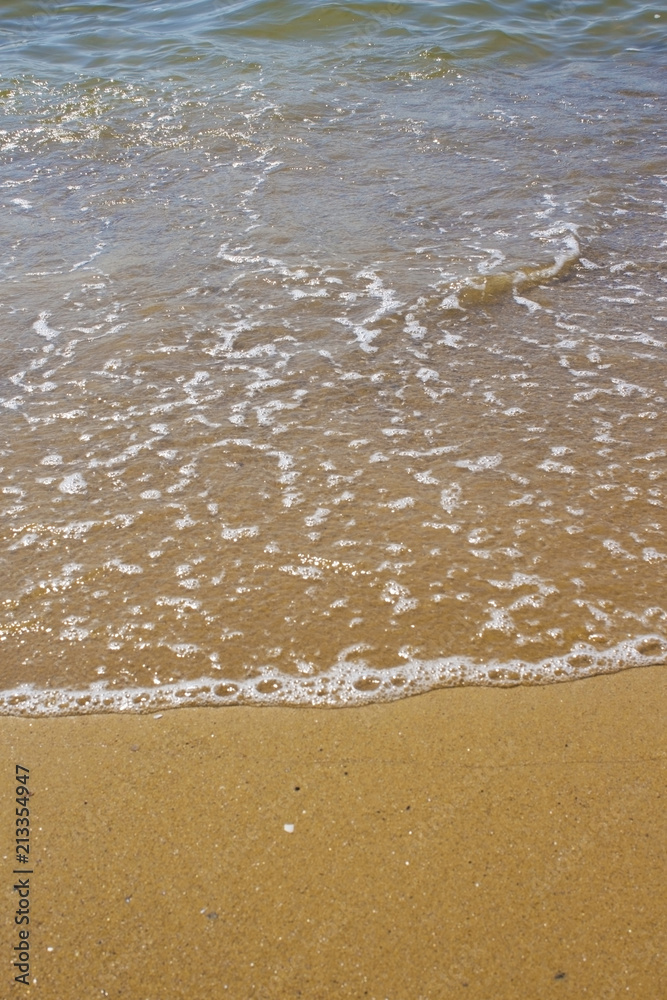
1;664;664;999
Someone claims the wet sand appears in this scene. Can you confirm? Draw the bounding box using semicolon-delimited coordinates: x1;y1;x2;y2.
1;665;665;999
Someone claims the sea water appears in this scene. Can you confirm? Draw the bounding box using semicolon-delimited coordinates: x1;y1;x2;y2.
1;0;666;713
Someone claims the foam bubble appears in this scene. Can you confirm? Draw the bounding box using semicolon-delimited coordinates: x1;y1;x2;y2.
455;455;503;472
33;312;59;341
221;525;259;540
59;473;87;494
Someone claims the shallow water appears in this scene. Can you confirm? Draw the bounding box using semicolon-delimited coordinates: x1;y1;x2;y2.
1;0;666;713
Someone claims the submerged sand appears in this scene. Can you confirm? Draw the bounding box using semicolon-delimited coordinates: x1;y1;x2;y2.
1;665;665;999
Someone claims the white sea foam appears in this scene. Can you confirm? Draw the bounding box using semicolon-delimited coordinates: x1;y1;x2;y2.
1;636;664;717
221;525;260;540
455;455;503;472
59;473;87;494
33;312;60;341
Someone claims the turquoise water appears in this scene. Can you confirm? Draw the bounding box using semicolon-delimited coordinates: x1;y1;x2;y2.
1;1;666;713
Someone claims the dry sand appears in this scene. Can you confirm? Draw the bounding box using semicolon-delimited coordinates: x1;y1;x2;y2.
1;665;665;999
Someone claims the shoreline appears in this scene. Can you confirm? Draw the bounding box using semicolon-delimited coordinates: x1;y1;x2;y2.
1;664;664;998
2;634;665;717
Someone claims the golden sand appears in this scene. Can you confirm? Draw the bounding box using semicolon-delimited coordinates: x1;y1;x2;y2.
1;665;665;999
